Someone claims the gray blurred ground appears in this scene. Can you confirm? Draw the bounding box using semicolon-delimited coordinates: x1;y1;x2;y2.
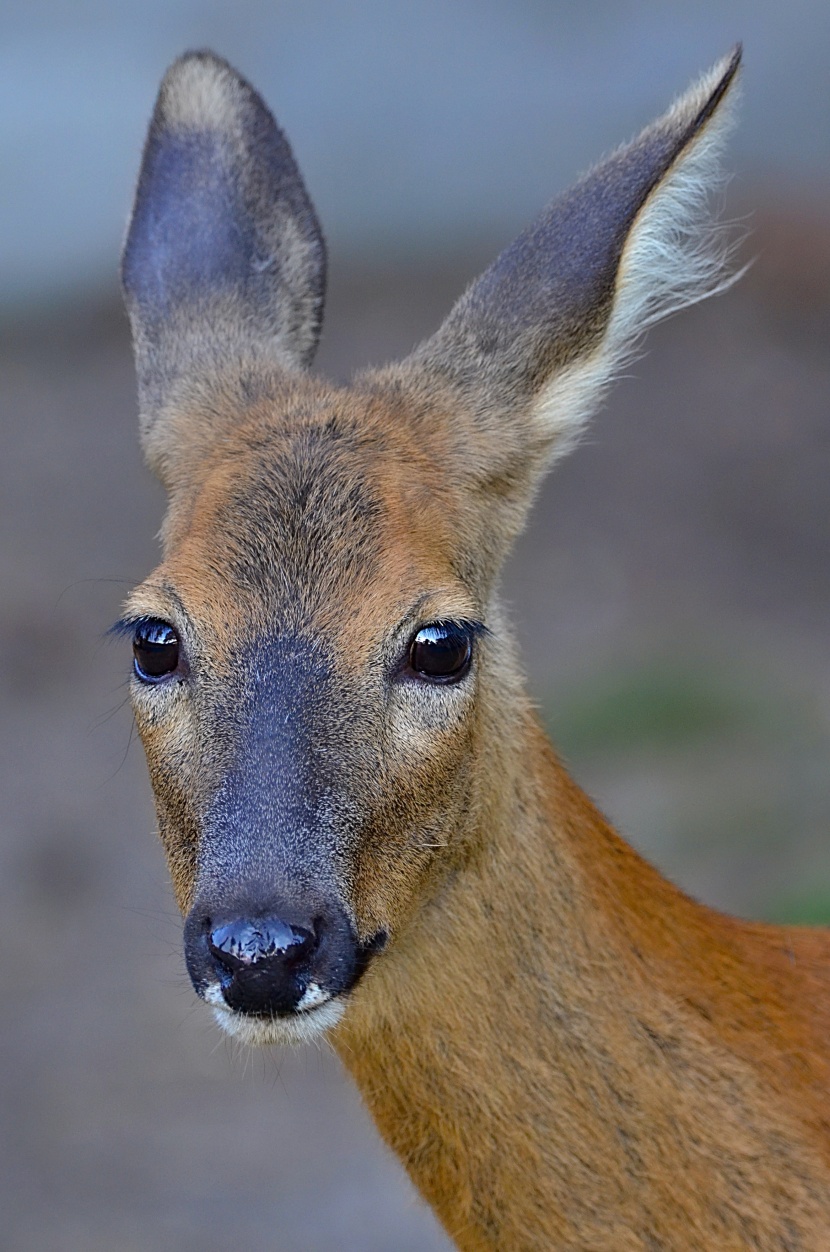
2;207;830;1250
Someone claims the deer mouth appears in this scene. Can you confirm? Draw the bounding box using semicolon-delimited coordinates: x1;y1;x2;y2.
204;983;348;1046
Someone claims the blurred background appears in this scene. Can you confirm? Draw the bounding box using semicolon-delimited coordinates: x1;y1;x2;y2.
2;3;829;1248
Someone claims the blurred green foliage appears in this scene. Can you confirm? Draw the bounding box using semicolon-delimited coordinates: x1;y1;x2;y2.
542;655;830;923
763;891;830;926
545;658;782;758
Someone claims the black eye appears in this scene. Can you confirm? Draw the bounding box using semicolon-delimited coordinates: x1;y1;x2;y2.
408;622;473;683
132;620;181;682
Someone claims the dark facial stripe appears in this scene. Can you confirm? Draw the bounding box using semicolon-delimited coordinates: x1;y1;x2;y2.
196;634;352;906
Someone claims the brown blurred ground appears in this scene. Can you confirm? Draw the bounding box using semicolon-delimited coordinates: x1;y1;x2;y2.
2;202;830;1250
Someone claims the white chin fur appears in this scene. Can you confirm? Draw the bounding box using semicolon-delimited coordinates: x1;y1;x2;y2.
206;989;345;1047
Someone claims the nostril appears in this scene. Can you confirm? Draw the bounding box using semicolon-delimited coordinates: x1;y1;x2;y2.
207;917;316;978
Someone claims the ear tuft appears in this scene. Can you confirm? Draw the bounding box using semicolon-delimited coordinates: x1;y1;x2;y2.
607;46;742;344
534;46;743;461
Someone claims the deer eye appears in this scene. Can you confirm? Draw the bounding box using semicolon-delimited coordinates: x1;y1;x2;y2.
133;620;181;683
408;623;473;683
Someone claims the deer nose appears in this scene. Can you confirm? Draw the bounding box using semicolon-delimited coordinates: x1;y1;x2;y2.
206;916;318;1016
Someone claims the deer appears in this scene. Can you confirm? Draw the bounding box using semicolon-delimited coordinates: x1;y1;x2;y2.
117;44;830;1250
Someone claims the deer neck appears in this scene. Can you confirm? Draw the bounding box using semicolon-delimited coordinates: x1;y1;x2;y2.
334;712;830;1250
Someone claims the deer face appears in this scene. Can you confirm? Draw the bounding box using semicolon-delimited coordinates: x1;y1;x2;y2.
122;378;504;1043
121;50;739;1042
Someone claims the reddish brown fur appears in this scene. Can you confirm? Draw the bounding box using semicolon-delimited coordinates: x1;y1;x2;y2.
121;48;830;1250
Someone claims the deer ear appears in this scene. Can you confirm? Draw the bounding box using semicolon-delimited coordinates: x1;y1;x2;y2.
122;51;326;473
392;48;741;528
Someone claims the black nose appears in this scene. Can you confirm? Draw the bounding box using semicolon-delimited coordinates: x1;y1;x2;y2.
184;890;385;1020
207;916;318;1016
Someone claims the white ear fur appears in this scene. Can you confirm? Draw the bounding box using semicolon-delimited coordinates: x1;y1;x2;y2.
536;54;742;463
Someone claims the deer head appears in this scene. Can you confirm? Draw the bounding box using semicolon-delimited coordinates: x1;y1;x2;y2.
120;48;740;1046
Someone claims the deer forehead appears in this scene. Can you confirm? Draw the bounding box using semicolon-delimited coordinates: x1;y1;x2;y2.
137;384;480;652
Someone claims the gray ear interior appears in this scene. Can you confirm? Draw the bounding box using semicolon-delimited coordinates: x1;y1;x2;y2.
410;46;741;412
122;51;326;413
